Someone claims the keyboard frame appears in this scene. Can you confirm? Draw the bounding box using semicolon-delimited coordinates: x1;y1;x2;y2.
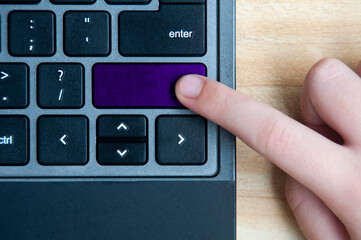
0;0;235;179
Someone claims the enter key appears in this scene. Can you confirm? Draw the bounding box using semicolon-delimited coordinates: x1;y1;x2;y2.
119;2;206;56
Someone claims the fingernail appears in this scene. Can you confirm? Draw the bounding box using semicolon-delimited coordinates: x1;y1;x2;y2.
178;75;204;98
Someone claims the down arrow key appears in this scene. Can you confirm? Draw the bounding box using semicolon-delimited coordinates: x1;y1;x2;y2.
117;149;128;158
97;142;147;165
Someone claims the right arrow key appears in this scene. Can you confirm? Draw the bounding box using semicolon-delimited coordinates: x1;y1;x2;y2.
178;134;186;145
156;116;206;165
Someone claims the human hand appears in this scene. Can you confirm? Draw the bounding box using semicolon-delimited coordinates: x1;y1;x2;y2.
175;58;361;239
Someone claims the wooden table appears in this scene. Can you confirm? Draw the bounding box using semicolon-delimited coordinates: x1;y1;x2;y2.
236;0;361;238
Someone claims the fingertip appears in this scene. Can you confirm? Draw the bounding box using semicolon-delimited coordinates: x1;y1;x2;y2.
305;57;343;86
176;74;205;100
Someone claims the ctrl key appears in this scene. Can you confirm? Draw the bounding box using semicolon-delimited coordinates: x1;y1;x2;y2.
0;116;28;165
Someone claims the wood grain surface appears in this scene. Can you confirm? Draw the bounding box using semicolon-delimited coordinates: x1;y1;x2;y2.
235;0;361;239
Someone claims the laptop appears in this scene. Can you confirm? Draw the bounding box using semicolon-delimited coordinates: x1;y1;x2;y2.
0;0;236;239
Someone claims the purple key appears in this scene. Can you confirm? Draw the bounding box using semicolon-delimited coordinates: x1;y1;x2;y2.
93;63;206;108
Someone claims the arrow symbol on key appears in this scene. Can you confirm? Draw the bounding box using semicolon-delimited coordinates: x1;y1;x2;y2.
60;135;68;145
117;123;129;131
0;71;9;80
178;134;185;145
117;149;128;158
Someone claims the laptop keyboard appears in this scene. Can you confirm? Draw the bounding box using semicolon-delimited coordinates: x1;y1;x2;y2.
0;0;219;177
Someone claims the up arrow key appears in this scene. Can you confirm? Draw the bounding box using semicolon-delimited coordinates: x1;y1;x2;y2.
0;71;9;80
117;122;129;131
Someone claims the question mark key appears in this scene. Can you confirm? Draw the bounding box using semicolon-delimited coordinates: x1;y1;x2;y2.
38;63;84;108
58;70;64;82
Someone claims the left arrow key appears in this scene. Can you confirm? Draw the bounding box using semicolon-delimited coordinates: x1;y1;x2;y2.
60;135;67;145
38;116;88;165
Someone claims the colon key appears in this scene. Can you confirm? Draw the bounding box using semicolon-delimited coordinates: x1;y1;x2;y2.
8;11;55;56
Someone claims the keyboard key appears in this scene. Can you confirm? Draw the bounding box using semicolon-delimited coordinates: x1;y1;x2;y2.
51;0;95;3
97;116;147;139
0;64;28;108
0;116;28;166
38;116;88;165
0;0;40;3
119;3;205;56
93;63;206;108
106;0;149;4
156;116;206;165
37;63;84;108
64;11;110;56
97;142;147;165
8;11;55;56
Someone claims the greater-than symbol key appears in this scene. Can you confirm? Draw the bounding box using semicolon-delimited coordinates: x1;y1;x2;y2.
0;71;9;80
0;64;28;108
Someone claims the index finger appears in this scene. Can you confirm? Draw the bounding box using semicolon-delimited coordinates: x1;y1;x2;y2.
175;75;353;201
